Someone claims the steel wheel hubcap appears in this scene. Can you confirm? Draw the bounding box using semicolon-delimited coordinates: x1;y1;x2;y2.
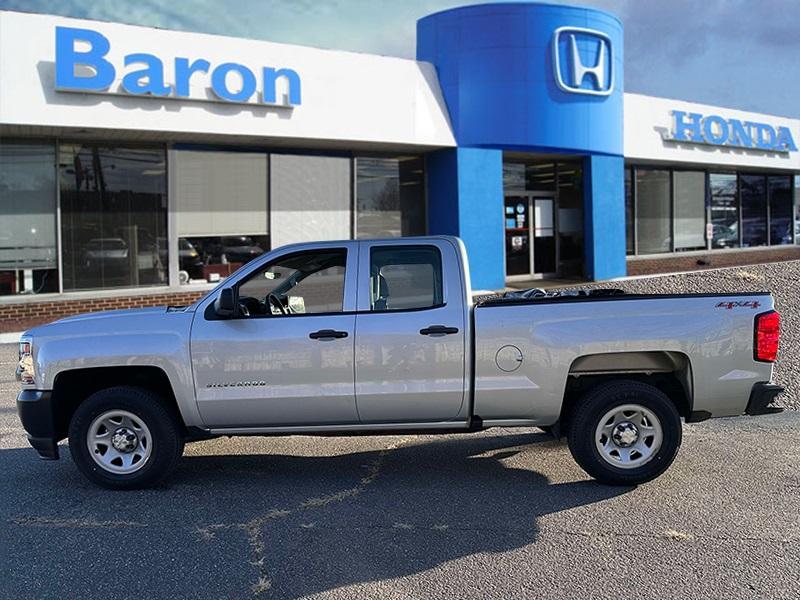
87;410;153;474
111;427;139;452
595;404;663;469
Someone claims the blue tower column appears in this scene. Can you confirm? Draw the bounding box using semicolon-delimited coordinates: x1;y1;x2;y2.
426;147;505;290
583;155;626;280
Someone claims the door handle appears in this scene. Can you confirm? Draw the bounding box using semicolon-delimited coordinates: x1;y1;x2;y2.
309;329;349;340
419;325;459;336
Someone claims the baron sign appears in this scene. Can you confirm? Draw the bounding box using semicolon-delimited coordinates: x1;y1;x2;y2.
664;110;796;153
54;26;302;107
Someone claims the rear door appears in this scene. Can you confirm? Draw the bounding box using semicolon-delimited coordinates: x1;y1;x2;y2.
354;239;467;423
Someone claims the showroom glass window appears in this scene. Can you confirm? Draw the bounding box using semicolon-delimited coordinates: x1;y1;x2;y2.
173;150;269;284
356;156;425;238
768;175;793;245
0;142;58;295
59;144;167;291
636;170;672;254
710;173;738;249
739;174;767;247
673;171;706;251
625;168;634;255
795;175;800;244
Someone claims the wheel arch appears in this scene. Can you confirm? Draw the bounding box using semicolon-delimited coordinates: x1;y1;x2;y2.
557;351;694;436
51;366;185;440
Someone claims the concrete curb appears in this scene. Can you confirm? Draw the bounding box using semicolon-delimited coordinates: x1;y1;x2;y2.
0;332;22;345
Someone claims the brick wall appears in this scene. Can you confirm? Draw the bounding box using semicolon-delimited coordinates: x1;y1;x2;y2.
627;246;800;277
0;290;207;334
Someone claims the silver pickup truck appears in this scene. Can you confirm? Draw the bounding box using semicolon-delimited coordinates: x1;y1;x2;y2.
16;236;783;489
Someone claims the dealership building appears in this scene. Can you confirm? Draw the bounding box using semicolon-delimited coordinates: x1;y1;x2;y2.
1;4;799;331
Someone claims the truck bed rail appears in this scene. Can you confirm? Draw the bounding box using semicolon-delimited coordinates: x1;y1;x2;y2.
475;288;771;307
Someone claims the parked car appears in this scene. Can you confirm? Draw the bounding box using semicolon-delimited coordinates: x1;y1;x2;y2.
178;238;204;279
81;237;128;270
214;236;265;264
16;236;783;489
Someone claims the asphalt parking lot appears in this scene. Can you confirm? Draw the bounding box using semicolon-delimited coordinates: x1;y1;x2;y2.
1;343;799;600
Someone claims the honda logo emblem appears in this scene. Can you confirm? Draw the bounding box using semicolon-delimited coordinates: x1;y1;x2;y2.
552;27;614;96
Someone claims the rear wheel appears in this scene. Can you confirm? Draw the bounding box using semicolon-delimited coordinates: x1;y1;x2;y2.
567;380;682;486
68;386;184;489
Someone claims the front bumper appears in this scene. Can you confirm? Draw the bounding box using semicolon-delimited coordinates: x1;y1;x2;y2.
745;382;785;416
16;390;59;460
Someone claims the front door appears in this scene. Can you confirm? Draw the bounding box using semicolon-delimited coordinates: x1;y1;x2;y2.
504;194;556;279
353;240;467;423
190;244;360;428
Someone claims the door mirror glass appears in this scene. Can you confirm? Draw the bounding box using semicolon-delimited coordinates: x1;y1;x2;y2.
214;287;236;317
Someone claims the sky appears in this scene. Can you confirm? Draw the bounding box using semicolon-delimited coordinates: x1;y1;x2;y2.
1;0;796;117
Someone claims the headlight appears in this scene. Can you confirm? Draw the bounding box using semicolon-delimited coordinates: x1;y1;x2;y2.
16;339;34;385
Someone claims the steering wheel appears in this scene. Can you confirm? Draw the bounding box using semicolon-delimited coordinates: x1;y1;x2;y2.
266;293;288;315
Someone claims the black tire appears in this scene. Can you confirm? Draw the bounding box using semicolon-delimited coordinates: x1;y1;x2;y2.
68;386;184;490
567;380;682;486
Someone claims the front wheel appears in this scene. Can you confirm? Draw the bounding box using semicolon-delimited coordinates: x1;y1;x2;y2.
567;380;682;486
68;386;184;489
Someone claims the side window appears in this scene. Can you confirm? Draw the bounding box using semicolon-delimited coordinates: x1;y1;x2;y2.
237;249;347;316
370;245;443;311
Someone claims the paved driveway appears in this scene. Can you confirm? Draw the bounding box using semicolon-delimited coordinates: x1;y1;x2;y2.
1;344;799;599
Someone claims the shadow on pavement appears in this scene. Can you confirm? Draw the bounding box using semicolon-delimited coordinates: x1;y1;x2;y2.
1;432;631;599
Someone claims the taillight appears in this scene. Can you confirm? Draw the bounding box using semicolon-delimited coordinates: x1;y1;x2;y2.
754;311;780;362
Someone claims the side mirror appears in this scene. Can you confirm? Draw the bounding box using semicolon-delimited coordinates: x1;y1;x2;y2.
214;287;236;318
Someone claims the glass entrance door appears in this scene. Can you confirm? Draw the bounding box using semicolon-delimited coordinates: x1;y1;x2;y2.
504;196;531;276
504;194;556;279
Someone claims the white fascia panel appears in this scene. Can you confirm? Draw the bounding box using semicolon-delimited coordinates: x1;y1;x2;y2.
0;11;456;148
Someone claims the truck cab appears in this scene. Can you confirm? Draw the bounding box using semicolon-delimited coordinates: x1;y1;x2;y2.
191;237;472;429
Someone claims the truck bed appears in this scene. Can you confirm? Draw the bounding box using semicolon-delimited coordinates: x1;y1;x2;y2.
472;289;774;426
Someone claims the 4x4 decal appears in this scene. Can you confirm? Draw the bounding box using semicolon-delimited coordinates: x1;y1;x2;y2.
716;300;761;310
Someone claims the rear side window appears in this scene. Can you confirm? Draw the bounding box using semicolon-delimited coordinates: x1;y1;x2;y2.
370;245;443;311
